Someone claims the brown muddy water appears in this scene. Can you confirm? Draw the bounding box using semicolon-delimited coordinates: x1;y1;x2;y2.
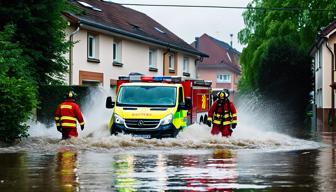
0;123;334;192
1;90;335;191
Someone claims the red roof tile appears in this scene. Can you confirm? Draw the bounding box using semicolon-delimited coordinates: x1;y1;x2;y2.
65;0;207;57
192;34;240;73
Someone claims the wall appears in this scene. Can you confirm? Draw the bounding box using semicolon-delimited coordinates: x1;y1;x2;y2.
198;68;238;90
66;26;199;92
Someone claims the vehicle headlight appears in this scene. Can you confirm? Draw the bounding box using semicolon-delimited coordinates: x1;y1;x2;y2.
114;113;125;124
161;114;173;125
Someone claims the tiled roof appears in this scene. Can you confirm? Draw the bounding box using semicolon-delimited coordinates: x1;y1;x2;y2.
309;19;336;55
193;34;240;73
65;0;207;57
320;19;336;37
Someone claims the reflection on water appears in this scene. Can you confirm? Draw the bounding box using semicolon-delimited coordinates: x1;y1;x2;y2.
1;145;335;191
56;147;78;192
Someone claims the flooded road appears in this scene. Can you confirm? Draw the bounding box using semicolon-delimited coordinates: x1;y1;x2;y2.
0;123;334;192
0;90;335;191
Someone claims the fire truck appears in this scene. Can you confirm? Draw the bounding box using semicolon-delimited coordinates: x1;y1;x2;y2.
105;74;212;138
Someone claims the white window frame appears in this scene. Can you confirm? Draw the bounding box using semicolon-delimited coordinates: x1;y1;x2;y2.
149;48;157;68
88;34;97;59
183;56;189;73
113;40;122;62
217;74;231;83
168;54;175;70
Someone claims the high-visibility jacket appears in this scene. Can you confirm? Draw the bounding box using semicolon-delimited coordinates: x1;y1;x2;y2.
207;99;237;136
54;99;84;129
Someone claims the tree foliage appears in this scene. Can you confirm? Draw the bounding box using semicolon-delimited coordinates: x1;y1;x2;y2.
238;0;336;122
0;0;71;84
0;0;71;143
0;25;37;144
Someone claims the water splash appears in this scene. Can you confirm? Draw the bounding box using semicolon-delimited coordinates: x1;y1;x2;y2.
18;88;321;153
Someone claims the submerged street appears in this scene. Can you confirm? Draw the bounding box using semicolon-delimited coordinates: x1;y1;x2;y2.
0;123;334;191
0;89;334;191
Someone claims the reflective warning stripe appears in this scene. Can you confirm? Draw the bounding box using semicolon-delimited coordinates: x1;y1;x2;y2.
61;116;77;121
55;117;60;120
173;110;187;129
231;120;237;124
213;119;232;125
213;113;231;119
231;114;237;117
79;122;85;125
61;123;76;127
60;105;72;109
56;123;60;126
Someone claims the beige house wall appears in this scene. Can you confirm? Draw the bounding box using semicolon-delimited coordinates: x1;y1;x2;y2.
65;26;199;94
313;31;336;130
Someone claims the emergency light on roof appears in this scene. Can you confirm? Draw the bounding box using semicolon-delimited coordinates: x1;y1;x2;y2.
118;74;182;83
193;80;212;86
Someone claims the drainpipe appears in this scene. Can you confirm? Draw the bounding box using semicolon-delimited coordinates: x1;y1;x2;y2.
325;39;335;125
69;26;80;85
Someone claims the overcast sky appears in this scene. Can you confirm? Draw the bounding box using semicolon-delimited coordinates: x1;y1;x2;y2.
112;0;251;52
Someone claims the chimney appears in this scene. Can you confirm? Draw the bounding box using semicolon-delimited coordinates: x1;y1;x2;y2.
230;34;233;48
195;37;199;49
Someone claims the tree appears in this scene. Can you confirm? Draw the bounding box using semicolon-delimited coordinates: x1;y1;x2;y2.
238;0;336;123
0;0;71;84
0;25;37;144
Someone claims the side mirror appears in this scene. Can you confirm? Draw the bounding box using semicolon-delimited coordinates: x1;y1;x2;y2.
185;97;192;110
106;96;115;108
178;97;192;110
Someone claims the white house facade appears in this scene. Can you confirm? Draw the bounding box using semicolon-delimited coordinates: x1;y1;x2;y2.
63;0;207;96
310;20;336;129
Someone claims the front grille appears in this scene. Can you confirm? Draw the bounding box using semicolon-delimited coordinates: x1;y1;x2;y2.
125;119;160;129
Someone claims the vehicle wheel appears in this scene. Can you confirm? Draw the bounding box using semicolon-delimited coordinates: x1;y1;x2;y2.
110;128;118;135
203;115;208;124
171;129;180;138
200;115;204;124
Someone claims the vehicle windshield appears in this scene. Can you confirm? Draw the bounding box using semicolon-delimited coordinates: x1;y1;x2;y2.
117;86;177;107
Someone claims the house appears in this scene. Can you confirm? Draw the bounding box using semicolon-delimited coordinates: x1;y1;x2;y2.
191;34;240;98
63;0;207;96
310;20;336;130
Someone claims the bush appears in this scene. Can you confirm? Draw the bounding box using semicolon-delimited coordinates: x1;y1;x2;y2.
0;24;37;144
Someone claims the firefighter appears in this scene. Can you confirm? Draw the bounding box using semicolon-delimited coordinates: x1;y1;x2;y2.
207;89;237;137
55;90;85;139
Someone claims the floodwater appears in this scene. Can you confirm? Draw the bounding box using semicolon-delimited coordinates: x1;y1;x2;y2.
0;90;335;191
0;124;334;192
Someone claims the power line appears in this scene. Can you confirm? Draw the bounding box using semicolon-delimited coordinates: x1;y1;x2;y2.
119;3;336;12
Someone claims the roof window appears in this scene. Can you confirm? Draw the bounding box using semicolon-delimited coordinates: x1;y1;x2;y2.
154;27;165;34
226;52;232;62
129;23;141;30
77;1;102;12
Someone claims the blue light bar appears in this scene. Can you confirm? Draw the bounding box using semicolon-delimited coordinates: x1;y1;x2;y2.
153;76;172;82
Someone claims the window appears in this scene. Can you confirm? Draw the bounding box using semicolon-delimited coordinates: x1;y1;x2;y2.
149;48;157;68
217;74;231;83
113;40;122;63
87;34;97;59
178;87;184;103
183;57;189;73
82;80;101;87
168;54;175;70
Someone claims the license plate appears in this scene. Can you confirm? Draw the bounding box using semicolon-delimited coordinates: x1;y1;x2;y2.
133;134;151;139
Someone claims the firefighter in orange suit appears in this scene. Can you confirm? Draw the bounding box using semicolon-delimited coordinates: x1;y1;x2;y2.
207;89;237;137
55;91;85;139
